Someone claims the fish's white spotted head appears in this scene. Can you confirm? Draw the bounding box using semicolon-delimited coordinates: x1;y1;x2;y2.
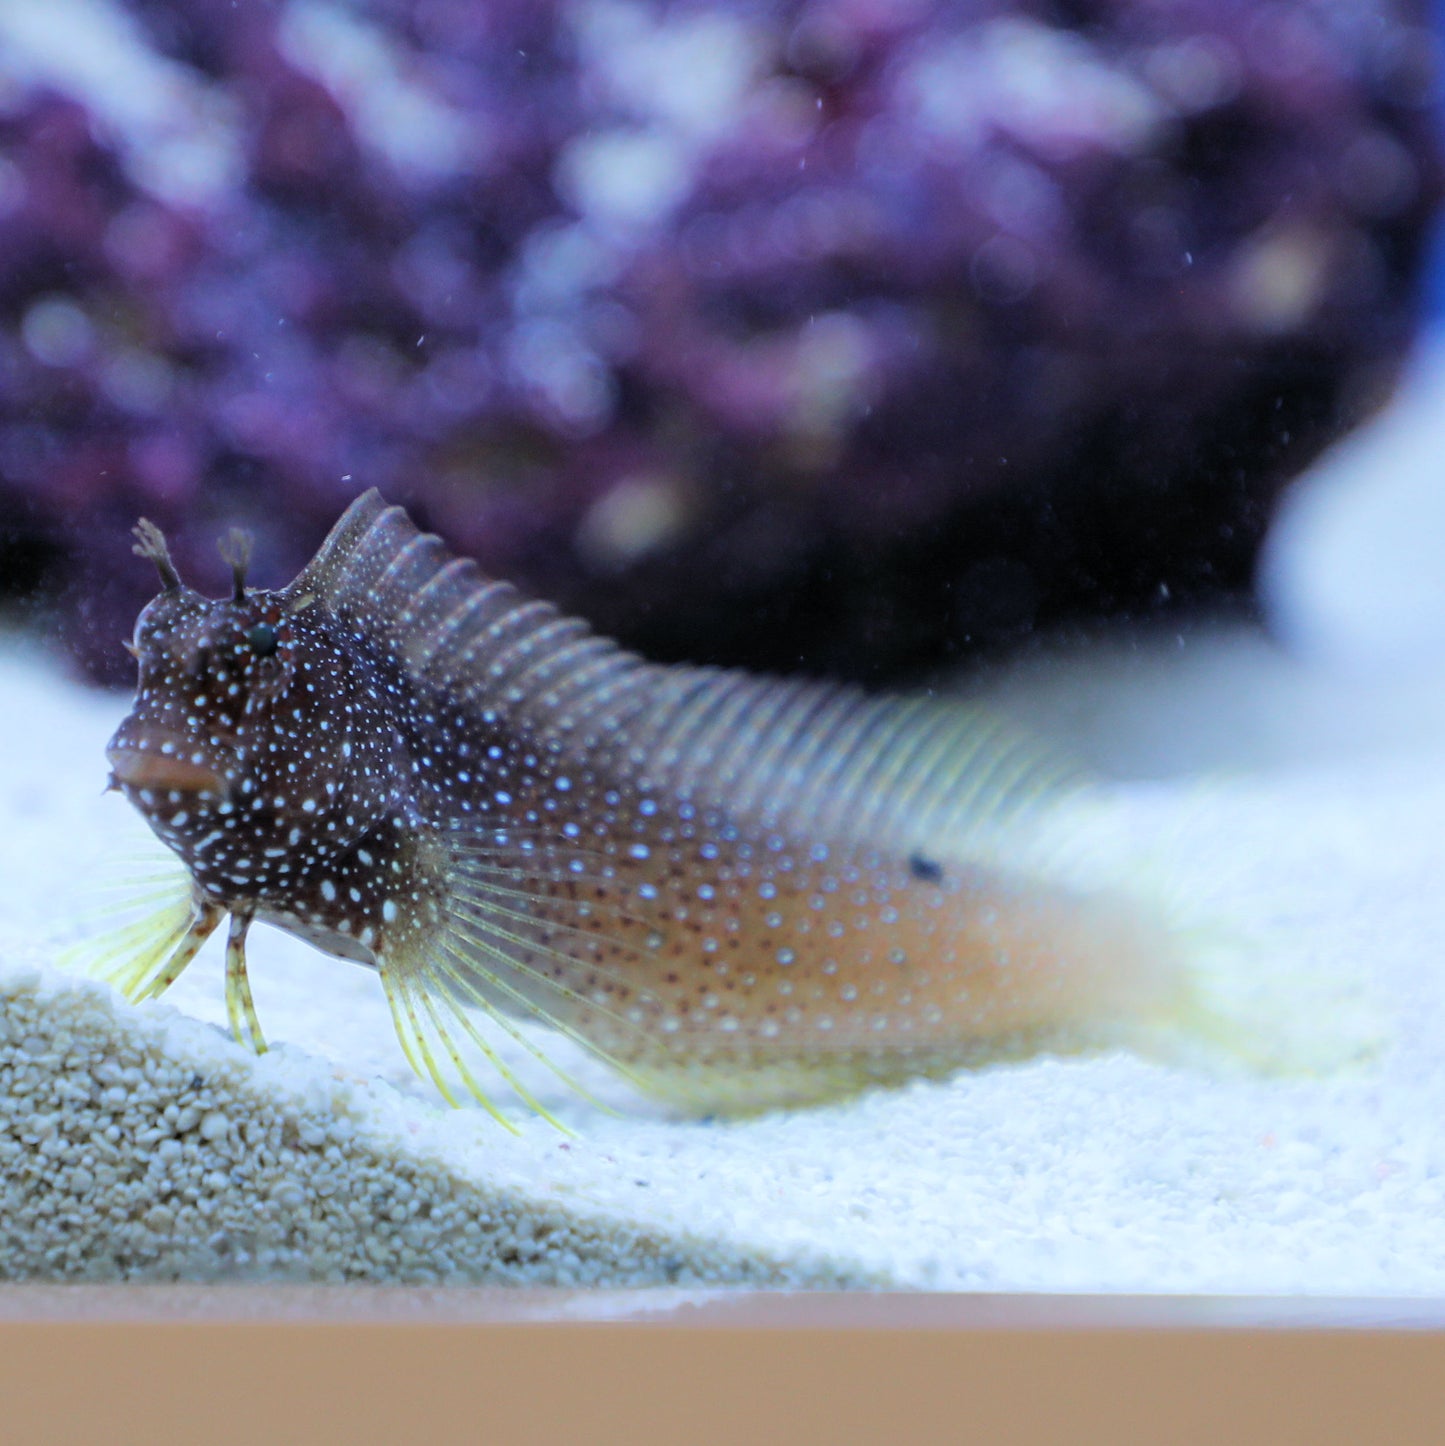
107;517;407;907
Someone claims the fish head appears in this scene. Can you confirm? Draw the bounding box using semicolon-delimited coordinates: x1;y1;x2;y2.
107;520;403;902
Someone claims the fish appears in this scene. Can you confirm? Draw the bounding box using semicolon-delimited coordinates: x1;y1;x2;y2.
94;489;1227;1125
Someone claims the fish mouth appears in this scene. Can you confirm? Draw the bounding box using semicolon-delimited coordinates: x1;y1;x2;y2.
106;740;230;796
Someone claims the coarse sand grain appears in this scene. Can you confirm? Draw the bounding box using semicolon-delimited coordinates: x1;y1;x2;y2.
5;616;1445;1289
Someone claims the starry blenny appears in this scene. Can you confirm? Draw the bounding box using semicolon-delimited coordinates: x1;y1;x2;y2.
99;490;1204;1124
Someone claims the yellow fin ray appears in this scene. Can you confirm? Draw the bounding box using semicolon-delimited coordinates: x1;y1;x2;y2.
421;949;579;1131
222;913;267;1052
415;985;531;1128
135;904;223;1002
58;862;220;1004
443;870;665;1011
373;862;662;1125
429;935;614;1120
380;964;518;1131
441;905;660;1058
445;876;657;958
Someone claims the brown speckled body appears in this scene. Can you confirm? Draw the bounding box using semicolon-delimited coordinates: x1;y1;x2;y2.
105;492;1192;1116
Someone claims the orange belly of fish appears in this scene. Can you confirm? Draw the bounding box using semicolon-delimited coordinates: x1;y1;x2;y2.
502;844;1188;1110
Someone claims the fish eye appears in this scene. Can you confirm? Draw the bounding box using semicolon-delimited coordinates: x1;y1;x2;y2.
246;622;278;657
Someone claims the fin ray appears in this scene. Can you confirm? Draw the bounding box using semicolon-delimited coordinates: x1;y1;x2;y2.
288;493;1076;868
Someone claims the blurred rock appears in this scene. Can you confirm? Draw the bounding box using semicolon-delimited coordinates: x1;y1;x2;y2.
1262;334;1445;672
0;0;1440;683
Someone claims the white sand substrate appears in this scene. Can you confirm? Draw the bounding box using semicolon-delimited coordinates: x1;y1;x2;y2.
4;0;1445;1291
4;607;1445;1291
9;340;1445;1289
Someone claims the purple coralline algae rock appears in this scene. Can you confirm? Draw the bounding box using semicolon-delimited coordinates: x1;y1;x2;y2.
0;0;1440;683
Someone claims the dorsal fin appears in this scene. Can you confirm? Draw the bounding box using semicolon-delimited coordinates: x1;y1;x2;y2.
288;491;1079;860
289;489;390;605
587;666;1078;859
286;489;626;704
